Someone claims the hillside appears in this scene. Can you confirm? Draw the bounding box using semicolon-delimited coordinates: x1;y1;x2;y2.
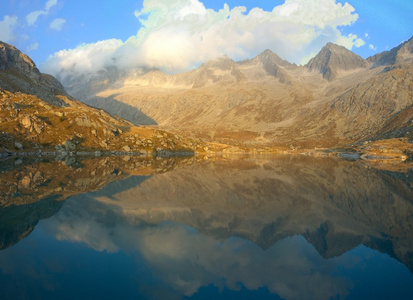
60;37;413;152
0;41;211;155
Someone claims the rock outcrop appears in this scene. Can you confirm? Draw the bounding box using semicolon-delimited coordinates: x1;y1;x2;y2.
0;41;68;106
0;42;40;79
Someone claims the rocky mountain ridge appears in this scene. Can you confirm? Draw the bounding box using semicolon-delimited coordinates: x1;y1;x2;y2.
368;37;413;67
60;36;413;152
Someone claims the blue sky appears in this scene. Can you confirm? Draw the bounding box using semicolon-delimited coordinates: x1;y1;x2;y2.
1;0;412;77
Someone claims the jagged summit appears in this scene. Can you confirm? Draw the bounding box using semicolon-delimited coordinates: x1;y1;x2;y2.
255;49;295;83
368;35;413;67
238;49;295;83
306;42;368;80
256;49;295;68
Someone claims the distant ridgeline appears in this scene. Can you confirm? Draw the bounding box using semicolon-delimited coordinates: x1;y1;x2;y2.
1;37;413;155
58;36;413;151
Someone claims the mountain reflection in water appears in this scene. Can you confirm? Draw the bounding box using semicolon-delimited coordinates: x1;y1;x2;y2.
0;155;413;299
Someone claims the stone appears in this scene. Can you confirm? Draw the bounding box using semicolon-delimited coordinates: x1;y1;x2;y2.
64;156;76;166
13;103;20;111
65;140;76;151
20;116;32;128
14;142;23;150
33;122;43;134
75;115;93;127
19;176;31;188
54;111;65;117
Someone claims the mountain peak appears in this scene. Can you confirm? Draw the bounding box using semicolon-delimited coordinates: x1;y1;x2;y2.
306;42;368;80
325;42;341;49
256;49;293;68
236;49;294;83
368;35;413;67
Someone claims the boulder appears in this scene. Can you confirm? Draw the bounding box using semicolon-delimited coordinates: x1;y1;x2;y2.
64;140;76;151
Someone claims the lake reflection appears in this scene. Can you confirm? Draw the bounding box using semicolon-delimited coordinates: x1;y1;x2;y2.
0;155;413;299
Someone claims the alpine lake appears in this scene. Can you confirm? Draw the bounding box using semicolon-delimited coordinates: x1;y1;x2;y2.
1;153;412;300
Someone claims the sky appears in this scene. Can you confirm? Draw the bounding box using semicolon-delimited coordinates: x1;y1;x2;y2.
1;0;413;79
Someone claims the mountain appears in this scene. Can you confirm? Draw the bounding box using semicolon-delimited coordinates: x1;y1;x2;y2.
305;42;368;80
238;49;296;83
36;36;413;153
328;63;413;142
0;41;211;155
368;36;413;67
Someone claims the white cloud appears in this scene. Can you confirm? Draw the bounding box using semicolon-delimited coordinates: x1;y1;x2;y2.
0;15;18;43
45;0;58;11
369;44;377;51
26;11;44;26
26;0;58;26
42;39;124;79
50;18;66;31
336;33;365;49
42;0;365;79
26;42;39;52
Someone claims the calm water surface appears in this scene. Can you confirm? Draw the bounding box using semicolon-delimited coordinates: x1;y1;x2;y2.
0;155;412;300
